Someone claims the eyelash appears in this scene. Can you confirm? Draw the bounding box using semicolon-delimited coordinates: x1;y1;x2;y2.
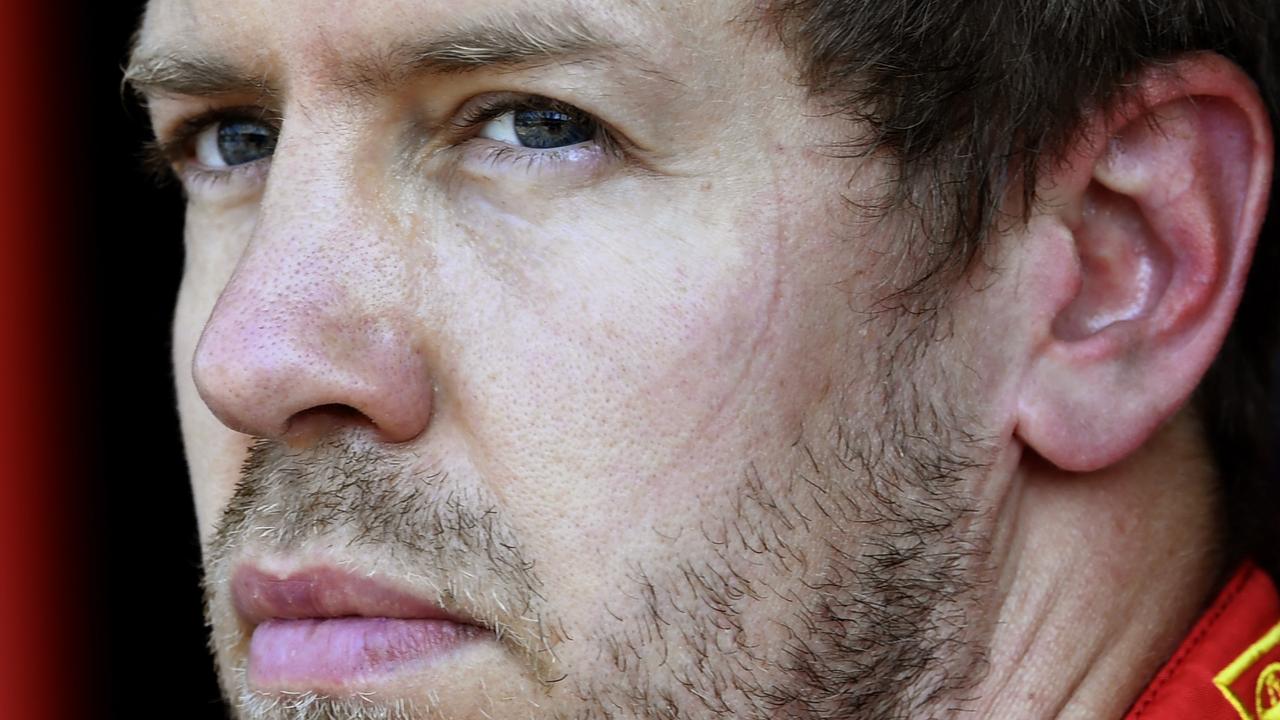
145;106;277;189
149;94;624;191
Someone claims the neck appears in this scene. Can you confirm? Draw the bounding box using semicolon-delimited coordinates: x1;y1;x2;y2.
969;412;1226;719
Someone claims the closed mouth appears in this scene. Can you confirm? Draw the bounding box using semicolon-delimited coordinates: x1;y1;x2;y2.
230;564;485;690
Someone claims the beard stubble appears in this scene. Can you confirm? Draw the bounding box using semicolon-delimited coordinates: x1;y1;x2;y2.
201;393;996;720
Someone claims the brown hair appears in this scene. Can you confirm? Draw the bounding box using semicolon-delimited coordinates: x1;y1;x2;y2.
768;0;1280;574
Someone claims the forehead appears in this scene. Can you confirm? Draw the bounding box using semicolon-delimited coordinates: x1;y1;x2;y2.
136;0;737;82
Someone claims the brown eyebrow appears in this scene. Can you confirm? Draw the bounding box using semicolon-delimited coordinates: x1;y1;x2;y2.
124;54;276;98
395;14;610;73
125;12;663;100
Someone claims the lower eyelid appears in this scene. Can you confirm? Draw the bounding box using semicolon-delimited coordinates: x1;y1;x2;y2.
467;139;610;170
179;158;272;198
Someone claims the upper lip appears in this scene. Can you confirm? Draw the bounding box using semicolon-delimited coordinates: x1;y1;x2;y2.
231;564;476;627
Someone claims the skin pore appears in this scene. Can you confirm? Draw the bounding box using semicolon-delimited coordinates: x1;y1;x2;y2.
131;0;1272;718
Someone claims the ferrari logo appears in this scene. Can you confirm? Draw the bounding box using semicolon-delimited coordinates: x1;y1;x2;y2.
1215;622;1280;720
1259;662;1280;720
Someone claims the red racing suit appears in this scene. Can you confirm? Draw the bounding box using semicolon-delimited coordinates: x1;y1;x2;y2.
1124;562;1280;720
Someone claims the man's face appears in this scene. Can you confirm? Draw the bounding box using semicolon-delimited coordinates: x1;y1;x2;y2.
139;0;1024;717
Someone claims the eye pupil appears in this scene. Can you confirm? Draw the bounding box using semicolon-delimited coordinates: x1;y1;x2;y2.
513;109;594;149
216;121;277;166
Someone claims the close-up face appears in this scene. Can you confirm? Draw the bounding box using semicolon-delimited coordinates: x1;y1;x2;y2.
135;0;1046;718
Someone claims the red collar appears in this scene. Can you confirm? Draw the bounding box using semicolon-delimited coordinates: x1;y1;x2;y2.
1124;562;1280;720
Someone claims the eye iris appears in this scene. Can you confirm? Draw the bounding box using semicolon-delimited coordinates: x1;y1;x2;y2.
216;121;277;166
512;109;594;149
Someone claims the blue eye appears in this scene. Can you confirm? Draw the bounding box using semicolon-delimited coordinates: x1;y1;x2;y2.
193;119;278;168
479;105;598;149
513;109;596;149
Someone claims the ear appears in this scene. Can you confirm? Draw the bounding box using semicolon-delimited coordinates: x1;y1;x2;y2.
1015;54;1274;472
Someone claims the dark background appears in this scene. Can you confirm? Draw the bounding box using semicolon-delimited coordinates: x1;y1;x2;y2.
87;2;227;718
77;4;1280;720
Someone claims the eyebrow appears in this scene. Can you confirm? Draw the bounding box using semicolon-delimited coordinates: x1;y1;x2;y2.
123;54;273;98
125;12;652;99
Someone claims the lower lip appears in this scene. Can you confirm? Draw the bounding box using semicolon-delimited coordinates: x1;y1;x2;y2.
248;617;481;689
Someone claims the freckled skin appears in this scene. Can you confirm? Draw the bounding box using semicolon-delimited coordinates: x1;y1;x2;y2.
139;0;1241;718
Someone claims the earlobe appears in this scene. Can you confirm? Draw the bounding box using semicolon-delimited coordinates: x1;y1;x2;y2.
1015;55;1273;472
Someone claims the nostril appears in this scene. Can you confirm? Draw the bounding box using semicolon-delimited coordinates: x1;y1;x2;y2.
282;404;375;449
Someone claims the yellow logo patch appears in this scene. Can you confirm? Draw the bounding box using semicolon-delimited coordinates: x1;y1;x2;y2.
1257;662;1280;720
1215;623;1280;720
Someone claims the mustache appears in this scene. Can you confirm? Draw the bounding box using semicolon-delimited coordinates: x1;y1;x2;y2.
202;436;565;674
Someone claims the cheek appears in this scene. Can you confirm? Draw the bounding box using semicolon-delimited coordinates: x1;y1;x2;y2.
441;182;841;579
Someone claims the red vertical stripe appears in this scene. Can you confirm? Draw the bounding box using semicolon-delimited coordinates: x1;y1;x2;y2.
0;5;74;720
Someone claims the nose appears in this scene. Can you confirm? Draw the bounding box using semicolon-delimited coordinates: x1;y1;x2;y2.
193;283;434;444
191;152;433;446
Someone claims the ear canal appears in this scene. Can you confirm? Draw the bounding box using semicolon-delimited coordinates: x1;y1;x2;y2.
1050;184;1173;342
